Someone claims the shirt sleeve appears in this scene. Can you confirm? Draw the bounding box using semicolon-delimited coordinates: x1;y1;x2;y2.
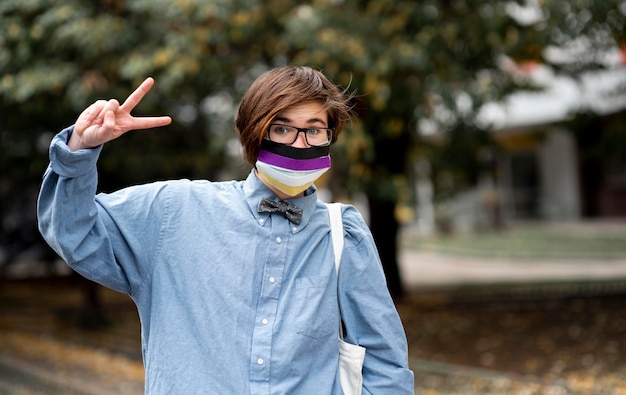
337;205;415;394
37;127;168;295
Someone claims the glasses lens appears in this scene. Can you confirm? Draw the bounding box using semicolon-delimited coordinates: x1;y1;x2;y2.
268;125;296;144
305;129;331;146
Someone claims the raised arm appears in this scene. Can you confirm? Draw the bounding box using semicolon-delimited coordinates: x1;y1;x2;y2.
68;77;172;151
38;77;173;293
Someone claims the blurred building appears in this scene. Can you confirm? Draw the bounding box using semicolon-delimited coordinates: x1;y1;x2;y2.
414;55;626;235
482;58;626;221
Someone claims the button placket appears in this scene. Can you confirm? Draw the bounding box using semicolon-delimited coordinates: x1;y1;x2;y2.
249;216;291;389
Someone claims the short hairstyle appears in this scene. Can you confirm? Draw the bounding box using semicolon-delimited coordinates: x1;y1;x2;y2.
235;66;353;165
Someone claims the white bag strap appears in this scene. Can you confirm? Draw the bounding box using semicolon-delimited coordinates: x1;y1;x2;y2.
327;203;346;339
329;203;366;395
327;203;344;272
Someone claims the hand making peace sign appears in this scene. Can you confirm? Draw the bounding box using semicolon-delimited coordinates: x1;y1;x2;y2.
68;77;172;151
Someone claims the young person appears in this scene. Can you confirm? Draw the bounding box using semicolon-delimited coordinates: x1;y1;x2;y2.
38;66;414;394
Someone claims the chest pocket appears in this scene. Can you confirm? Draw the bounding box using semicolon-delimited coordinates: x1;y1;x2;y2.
294;274;336;339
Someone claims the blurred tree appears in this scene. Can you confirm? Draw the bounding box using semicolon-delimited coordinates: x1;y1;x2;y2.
0;0;284;324
279;1;526;295
279;0;625;296
0;0;281;256
1;0;624;298
1;0;278;188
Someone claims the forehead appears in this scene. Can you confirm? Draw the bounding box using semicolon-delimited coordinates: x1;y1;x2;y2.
274;101;328;124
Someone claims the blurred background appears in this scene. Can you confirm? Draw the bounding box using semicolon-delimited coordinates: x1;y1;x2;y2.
1;0;625;394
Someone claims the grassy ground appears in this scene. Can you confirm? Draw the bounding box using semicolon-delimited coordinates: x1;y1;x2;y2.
402;221;626;260
398;221;626;393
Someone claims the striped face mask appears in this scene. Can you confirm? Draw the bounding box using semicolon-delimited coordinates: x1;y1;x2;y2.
255;139;331;197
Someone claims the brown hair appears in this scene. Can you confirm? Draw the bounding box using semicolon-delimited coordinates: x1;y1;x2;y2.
235;66;354;165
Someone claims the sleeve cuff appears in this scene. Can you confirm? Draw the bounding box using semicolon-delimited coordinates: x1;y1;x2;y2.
48;126;103;178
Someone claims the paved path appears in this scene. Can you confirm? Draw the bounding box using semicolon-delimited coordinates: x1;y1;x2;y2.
399;249;626;290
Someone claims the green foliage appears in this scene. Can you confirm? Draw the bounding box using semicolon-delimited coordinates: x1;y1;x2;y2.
405;223;626;260
280;0;625;200
1;0;266;191
1;0;624;242
280;1;522;199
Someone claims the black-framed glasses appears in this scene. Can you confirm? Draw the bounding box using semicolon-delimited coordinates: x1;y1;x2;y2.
267;124;333;147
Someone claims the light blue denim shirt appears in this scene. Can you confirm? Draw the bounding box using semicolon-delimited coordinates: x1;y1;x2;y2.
38;126;414;394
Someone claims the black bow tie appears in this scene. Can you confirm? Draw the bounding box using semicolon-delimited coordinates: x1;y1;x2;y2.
258;198;303;225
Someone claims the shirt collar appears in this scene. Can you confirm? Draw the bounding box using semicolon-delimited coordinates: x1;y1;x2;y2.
243;170;318;229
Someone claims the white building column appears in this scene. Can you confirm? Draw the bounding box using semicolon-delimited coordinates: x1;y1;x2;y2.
538;128;581;220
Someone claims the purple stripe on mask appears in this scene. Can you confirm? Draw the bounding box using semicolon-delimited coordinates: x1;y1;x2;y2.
257;150;331;171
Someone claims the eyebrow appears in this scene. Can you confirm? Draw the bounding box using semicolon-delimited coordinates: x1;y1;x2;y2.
273;116;327;126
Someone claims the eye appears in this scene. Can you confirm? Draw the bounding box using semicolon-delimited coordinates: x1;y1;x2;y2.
305;128;321;136
272;125;291;135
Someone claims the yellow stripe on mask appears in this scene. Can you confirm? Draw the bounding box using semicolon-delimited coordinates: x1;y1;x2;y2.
257;168;314;196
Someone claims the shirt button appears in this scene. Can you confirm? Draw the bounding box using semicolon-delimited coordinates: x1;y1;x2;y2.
292;226;298;232
259;218;265;224
257;358;264;365
261;318;269;325
268;276;276;284
275;237;282;244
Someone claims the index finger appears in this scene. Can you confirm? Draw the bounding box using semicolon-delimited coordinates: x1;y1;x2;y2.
120;77;156;113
